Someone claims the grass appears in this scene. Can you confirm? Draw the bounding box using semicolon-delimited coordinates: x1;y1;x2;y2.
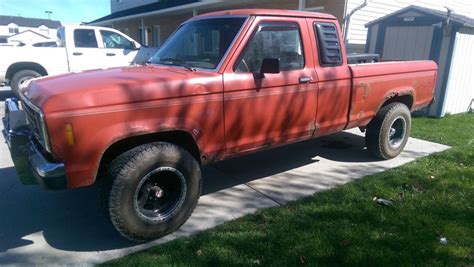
105;113;474;266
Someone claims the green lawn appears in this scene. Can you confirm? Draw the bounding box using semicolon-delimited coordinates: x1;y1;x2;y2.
105;113;474;266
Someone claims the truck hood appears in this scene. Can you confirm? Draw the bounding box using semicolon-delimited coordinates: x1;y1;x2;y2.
21;65;222;113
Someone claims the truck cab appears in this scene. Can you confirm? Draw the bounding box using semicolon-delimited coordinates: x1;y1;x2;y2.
57;25;153;72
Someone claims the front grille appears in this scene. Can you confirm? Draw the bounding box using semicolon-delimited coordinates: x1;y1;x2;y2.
22;102;42;145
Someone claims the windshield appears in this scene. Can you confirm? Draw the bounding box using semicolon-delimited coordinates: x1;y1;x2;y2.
150;17;246;70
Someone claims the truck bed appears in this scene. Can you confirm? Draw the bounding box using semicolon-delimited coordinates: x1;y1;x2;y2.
346;60;437;129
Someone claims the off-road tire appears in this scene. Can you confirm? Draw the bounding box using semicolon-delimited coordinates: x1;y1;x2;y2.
365;103;411;160
11;70;41;97
100;142;201;242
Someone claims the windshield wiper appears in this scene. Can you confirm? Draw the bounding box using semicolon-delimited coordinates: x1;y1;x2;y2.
156;58;196;71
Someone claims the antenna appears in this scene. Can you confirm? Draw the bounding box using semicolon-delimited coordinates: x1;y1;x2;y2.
45;10;53;20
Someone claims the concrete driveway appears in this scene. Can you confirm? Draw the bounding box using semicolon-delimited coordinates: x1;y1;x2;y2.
0;87;450;264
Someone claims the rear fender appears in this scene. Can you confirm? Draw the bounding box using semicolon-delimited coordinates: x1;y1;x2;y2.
378;87;415;112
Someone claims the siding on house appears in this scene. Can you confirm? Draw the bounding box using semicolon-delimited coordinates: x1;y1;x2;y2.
443;27;474;115
345;0;473;53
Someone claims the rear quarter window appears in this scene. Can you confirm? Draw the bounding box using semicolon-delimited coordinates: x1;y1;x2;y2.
314;22;342;66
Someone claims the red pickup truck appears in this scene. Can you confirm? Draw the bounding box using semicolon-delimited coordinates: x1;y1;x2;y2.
3;9;437;241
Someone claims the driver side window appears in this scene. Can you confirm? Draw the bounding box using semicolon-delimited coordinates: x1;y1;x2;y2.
100;30;134;49
235;22;304;73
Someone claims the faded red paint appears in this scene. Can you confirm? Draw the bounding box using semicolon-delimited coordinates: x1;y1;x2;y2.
22;9;437;189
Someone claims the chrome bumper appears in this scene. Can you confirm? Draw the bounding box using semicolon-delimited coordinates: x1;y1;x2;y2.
2;98;67;190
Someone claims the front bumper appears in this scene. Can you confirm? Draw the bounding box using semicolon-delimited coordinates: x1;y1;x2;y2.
2;98;67;190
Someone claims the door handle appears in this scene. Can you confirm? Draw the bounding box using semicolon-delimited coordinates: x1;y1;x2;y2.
72;52;83;56
106;53;116;56
299;77;312;83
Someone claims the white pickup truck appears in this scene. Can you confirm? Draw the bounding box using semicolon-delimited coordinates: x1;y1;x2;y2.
0;25;158;94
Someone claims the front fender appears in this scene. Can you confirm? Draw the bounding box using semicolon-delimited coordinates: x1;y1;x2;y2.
47;115;208;188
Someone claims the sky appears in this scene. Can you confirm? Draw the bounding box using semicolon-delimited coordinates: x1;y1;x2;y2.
0;0;110;24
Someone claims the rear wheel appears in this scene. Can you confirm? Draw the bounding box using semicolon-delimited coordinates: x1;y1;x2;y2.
101;142;201;242
365;103;411;159
10;70;41;97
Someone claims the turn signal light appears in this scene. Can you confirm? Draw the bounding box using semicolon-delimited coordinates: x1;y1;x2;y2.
65;124;75;146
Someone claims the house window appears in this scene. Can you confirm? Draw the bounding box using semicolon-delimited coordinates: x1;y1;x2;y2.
9;27;19;34
8;23;19;34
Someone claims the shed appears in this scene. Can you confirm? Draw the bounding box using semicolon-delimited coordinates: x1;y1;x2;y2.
365;5;474;117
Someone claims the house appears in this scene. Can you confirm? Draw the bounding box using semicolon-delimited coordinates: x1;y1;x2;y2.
89;0;347;47
91;0;473;49
0;15;61;44
5;29;51;45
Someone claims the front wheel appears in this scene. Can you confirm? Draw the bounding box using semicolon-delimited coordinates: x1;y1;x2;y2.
365;103;411;159
10;70;41;97
101;142;202;242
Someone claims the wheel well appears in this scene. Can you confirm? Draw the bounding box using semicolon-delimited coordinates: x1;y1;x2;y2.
96;131;201;183
381;94;413;110
6;62;48;81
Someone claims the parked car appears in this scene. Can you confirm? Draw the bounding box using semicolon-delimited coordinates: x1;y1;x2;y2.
0;25;158;94
28;40;59;47
4;40;58;47
3;9;437;242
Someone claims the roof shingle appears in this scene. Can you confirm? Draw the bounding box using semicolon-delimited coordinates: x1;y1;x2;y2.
0;15;61;28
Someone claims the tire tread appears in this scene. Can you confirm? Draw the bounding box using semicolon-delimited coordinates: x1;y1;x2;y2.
100;142;201;242
366;103;411;159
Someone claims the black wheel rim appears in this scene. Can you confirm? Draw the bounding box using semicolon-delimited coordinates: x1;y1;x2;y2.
134;167;187;223
387;115;407;149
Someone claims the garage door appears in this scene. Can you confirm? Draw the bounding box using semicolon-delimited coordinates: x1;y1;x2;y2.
381;26;434;60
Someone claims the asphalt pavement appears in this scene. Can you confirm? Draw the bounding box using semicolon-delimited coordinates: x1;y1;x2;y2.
0;89;450;265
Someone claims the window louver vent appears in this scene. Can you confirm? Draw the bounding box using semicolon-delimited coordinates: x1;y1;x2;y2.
315;23;343;66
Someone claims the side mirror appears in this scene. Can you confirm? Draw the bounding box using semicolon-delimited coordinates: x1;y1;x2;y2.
254;58;280;79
